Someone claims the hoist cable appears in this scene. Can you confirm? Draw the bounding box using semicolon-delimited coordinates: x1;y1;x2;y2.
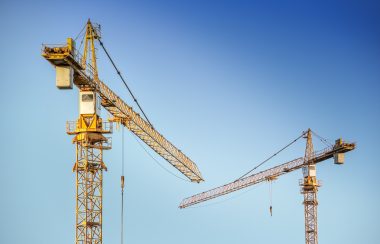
269;180;273;216
236;131;307;180
121;127;125;244
311;130;333;147
97;39;154;128
73;24;86;59
122;127;125;174
74;23;87;41
78;37;84;57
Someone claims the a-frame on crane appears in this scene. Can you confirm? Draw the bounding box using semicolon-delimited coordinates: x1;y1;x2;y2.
42;20;204;244
180;129;355;244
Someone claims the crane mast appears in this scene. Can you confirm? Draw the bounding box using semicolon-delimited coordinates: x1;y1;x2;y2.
300;129;320;244
179;129;355;244
42;20;204;244
71;20;108;243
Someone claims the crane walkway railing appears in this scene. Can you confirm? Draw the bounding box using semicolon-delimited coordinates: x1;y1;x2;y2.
66;121;113;135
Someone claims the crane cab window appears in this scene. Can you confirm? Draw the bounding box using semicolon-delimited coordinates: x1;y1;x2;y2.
82;94;94;102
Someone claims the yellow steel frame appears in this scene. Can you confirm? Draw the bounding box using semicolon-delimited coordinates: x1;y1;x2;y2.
302;191;318;244
300;129;320;244
42;19;204;244
71;113;111;244
74;137;105;244
82;20;100;79
68;113;112;244
71;22;110;244
42;20;203;183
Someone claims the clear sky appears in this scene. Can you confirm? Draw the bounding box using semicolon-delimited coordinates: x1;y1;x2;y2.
0;0;379;243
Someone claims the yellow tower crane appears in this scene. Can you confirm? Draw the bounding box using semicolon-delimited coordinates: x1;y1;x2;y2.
42;20;204;244
179;129;355;244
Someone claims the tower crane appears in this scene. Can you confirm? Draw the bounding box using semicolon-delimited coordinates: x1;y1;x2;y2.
179;129;355;244
42;20;204;244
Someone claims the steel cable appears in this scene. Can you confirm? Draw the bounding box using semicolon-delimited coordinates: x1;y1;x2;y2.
131;132;190;182
97;39;154;128
121;127;125;244
236;131;307;180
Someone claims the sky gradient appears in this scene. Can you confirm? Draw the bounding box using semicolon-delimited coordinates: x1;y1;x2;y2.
0;0;379;243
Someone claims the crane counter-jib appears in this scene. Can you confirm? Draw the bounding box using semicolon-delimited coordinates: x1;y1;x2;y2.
42;40;204;183
179;141;355;208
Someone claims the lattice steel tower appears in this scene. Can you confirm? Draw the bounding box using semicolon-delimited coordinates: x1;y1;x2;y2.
42;20;204;244
68;110;112;243
67;20;113;243
300;129;320;244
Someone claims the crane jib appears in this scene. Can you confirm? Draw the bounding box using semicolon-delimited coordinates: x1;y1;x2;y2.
179;141;355;208
41;42;204;183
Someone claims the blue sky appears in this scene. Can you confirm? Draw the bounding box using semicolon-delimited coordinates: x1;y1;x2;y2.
0;0;379;243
